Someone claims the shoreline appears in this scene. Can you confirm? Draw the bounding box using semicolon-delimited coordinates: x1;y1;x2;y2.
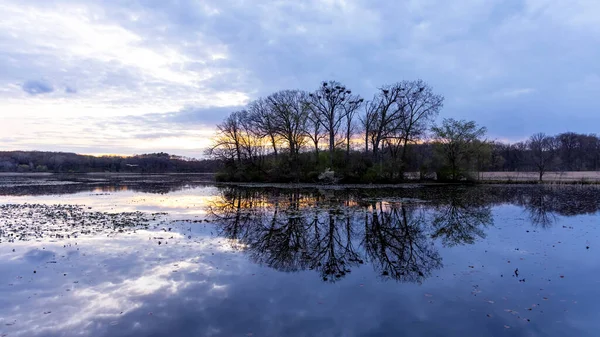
2;172;600;187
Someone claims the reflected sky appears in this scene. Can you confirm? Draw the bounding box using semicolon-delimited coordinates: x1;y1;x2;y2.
1;179;600;336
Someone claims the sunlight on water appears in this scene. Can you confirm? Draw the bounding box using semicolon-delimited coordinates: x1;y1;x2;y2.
1;187;222;215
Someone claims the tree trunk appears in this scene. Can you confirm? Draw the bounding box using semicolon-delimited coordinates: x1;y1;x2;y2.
270;134;278;156
401;138;409;164
329;129;335;168
346;130;351;160
399;138;410;181
372;140;380;161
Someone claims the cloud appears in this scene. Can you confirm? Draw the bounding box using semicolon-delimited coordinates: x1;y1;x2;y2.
22;80;54;95
129;106;246;128
133;132;183;140
0;0;599;154
65;86;77;94
493;88;536;98
0;114;216;158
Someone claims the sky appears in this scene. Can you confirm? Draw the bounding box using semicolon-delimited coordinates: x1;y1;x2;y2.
0;0;599;158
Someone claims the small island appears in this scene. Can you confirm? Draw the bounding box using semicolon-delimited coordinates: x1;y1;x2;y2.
207;80;599;184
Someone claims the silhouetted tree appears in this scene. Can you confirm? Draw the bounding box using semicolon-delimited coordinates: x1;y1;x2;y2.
528;132;557;181
308;81;355;167
305;107;326;163
342;94;363;158
248;98;280;156
204;80;600;183
396;80;444;175
265;90;310;165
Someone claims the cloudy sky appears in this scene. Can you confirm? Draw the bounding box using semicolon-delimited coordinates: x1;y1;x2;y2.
1;0;598;157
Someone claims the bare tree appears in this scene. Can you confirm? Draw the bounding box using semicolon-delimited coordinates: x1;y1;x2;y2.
342;95;363;158
208;110;264;167
367;84;407;159
248;98;279;156
359;81;442;178
373;81;443;177
208;111;246;164
396;80;444;166
239;110;266;165
308;81;355;167
528;132;557;182
359;99;379;153
266;90;310;163
304;107;326;162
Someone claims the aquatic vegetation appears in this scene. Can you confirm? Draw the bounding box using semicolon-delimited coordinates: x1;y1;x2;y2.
0;204;163;242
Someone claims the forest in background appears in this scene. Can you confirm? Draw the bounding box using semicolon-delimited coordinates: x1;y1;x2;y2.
208;80;600;183
0;151;221;173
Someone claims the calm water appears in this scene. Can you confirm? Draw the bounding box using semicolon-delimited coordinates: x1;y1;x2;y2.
1;175;599;336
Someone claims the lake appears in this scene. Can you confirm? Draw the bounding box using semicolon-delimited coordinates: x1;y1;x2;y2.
1;174;599;336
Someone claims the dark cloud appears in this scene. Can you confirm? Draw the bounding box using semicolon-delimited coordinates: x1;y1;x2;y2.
65;86;77;94
22;80;54;95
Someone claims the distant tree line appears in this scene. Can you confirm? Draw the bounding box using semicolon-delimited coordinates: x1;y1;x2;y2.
488;132;600;180
0;151;221;173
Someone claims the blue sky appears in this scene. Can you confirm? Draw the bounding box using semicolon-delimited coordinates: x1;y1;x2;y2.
0;0;598;157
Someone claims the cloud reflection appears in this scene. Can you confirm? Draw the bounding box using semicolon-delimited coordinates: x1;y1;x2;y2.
0;229;239;337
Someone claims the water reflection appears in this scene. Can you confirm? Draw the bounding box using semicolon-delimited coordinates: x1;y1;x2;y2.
430;189;492;246
0;173;215;196
363;202;441;283
522;187;557;228
208;188;498;283
0;228;241;337
2;182;600;336
504;185;600;219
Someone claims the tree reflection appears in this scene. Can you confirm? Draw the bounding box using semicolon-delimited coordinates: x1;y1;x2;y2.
363;202;441;283
523;187;556;228
207;187;271;250
208;187;494;284
209;186;600;283
248;192;311;272
430;190;493;246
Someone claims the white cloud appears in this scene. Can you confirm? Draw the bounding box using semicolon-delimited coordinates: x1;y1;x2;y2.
0;1;248;110
493;88;536;98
